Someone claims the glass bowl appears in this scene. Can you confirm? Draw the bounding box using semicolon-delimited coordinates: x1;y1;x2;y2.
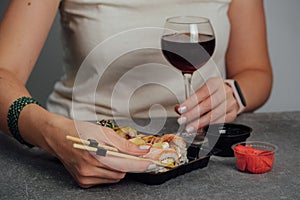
232;141;278;174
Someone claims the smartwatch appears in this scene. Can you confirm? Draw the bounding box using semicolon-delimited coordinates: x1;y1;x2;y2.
224;79;247;114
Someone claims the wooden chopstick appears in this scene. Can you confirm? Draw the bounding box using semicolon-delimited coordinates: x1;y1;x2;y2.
73;143;175;169
66;135;118;152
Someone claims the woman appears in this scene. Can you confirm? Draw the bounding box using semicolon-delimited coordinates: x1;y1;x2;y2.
0;0;272;187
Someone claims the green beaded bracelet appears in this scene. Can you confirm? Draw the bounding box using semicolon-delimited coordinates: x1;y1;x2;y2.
7;96;39;148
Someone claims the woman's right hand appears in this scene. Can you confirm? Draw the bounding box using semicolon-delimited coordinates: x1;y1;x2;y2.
20;108;152;188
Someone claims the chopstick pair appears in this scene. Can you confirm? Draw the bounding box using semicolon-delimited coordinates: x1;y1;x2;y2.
66;135;118;152
66;135;175;169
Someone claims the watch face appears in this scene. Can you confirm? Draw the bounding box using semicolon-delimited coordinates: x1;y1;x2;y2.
234;81;247;107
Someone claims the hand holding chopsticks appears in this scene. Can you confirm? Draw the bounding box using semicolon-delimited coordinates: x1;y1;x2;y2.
66;135;175;169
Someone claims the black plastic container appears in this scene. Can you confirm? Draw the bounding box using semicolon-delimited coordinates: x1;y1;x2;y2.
126;147;211;185
97;117;212;185
204;123;252;157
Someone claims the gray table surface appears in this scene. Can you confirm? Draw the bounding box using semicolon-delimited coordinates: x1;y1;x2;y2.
0;111;299;200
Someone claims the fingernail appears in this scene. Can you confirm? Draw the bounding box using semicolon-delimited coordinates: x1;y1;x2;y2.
147;164;157;170
186;126;195;133
178;106;187;114
177;116;187;124
139;145;151;150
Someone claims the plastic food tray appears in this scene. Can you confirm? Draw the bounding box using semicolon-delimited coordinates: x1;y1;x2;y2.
97;118;212;185
126;147;212;185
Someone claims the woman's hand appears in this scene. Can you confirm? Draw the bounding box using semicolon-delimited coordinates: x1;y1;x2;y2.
175;77;239;132
41;115;152;188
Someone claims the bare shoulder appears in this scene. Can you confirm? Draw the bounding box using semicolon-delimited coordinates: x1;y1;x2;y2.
228;0;264;14
2;0;60;17
0;0;61;82
226;0;271;77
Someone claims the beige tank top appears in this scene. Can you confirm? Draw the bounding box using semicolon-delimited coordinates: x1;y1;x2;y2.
47;0;231;121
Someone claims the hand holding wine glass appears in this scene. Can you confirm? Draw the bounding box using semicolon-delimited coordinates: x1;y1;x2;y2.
162;16;241;134
161;16;219;134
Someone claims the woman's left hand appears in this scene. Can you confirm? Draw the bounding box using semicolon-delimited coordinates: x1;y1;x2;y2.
175;77;240;132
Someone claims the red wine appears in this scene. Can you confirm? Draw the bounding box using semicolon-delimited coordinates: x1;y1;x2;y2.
161;33;215;74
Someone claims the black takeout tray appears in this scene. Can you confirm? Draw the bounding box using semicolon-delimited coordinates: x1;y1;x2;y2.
125;147;212;185
97;118;212;185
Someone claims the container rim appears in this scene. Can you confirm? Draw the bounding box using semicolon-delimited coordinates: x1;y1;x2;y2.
231;141;278;155
203;123;252;137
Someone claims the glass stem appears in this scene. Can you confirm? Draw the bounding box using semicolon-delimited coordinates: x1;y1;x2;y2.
183;73;192;100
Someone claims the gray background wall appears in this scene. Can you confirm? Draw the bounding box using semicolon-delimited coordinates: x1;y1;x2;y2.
1;0;300;112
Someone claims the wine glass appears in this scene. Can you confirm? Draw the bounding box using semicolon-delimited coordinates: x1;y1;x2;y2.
161;16;215;139
161;16;215;101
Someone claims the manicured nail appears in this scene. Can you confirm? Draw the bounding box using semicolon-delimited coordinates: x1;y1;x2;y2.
178;106;187;114
177;116;187;124
186;126;195;133
139;145;151;150
147;164;157;170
